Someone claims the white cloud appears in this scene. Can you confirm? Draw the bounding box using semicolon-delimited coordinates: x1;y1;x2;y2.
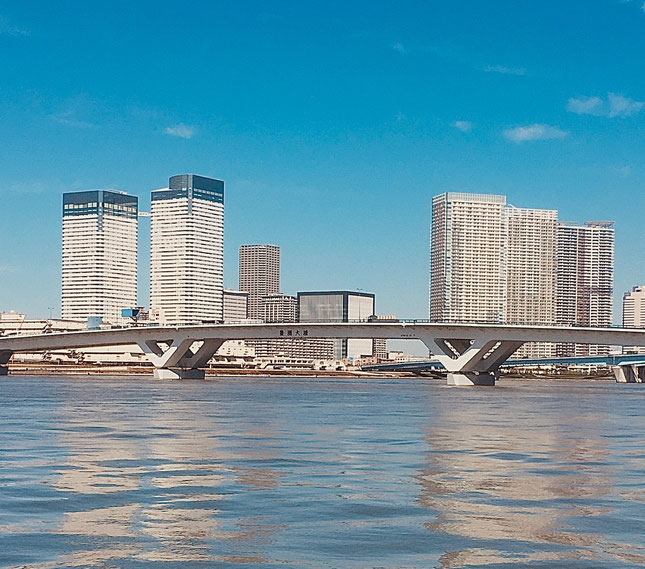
164;123;196;139
608;93;644;117
0;15;29;36
391;42;406;54
567;96;604;115
453;120;473;132
503;124;568;143
567;93;643;118
483;64;526;76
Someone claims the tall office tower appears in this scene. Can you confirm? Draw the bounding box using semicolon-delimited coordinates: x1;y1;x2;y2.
239;245;280;319
150;174;224;325
623;286;645;354
556;221;615;356
298;291;375;360
430;193;507;324
61;190;138;324
505;207;558;358
222;290;249;322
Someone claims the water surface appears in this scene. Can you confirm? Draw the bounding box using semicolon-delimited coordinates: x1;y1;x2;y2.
1;375;644;568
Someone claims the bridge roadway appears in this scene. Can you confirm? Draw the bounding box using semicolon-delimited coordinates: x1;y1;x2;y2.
2;321;645;385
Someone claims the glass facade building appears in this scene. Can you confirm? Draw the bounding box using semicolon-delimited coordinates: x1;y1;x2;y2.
150;174;225;325
61;190;138;324
297;291;375;360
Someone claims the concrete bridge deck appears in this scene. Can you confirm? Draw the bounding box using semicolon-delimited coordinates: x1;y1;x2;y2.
2;321;645;385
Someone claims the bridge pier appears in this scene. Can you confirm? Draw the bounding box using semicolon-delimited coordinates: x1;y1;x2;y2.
0;350;12;376
419;335;524;386
137;338;224;380
447;372;497;386
613;364;644;383
153;368;206;380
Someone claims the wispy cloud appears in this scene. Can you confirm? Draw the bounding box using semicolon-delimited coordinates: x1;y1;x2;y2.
9;181;45;194
615;165;631;178
50;95;97;128
483;64;526;76
503;124;568;143
567;93;643;118
391;42;406;54
51;109;94;128
0;15;29;37
164;123;196;139
453;120;473;132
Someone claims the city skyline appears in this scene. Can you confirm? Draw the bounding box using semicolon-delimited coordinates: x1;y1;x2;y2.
2;1;645;324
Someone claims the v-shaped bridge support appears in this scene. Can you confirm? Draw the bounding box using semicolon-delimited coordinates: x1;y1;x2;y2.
417;335;524;385
137;338;224;380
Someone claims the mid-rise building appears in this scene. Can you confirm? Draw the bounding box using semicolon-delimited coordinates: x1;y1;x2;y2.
250;293;299;358
222;290;249;322
623;286;645;328
261;293;298;323
61;190;138;324
298;291;375;360
150;174;224;325
622;286;645;354
556;221;614;356
239;245;280;319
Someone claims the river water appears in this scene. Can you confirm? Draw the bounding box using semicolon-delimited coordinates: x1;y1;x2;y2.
1;375;644;568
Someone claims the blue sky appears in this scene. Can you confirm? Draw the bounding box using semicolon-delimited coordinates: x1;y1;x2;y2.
1;0;645;324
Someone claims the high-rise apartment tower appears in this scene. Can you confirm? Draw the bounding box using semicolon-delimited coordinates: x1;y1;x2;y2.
429;193;562;358
239;245;280;319
430;193;507;324
61;190;138;324
150;174;224;325
556;221;614;356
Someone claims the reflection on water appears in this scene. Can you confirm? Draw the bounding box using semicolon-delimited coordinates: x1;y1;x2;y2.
0;376;644;568
418;387;645;566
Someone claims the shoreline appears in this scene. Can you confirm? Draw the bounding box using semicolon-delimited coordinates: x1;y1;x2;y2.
3;363;616;381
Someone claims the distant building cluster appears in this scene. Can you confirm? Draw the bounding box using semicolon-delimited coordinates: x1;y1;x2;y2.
58;174;386;367
8;181;644;367
429;192;615;357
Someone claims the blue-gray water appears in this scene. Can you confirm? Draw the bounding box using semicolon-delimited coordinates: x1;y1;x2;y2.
1;375;644;568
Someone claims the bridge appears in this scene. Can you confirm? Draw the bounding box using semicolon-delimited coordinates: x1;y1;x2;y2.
363;353;645;383
3;321;645;385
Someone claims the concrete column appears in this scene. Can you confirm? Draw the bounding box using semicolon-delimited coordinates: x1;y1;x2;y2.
0;350;12;376
153;368;205;380
447;373;496;386
417;335;524;386
138;338;224;380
